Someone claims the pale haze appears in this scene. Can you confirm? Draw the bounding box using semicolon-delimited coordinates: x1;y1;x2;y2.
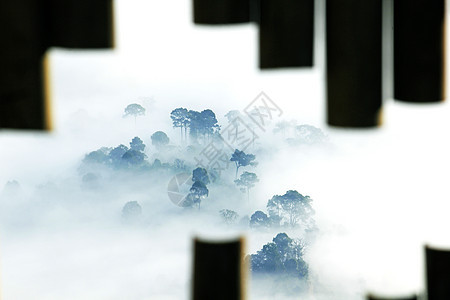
1;1;450;299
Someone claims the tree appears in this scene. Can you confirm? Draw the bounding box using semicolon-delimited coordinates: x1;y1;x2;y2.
151;131;170;149
192;167;210;185
187;110;202;142
199;109;220;139
124;103;145;124
250;233;308;280
290;124;327;145
230;149;257;179
170;107;189;142
250;211;270;228
83;147;111;165
267;190;314;228
130;136;145;152
235;171;259;201
224;110;244;124
109;144;129;167
186;109;219;144
220;209;239;225
122;201;142;221
121;149;146;167
186;180;209;209
273;120;297;137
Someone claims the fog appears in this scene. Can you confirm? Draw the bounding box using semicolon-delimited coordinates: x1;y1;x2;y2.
2;1;450;299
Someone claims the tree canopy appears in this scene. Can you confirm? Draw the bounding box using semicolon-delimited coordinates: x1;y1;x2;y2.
124;104;146;121
230;149;257;178
267;190;314;228
250;233;308;280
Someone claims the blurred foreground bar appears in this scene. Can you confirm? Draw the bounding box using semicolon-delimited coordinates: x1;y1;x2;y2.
394;0;445;103
0;0;114;130
426;245;450;300
193;0;250;24
44;0;115;49
1;0;49;130
326;0;382;127
192;237;246;300
367;294;417;300
259;0;314;68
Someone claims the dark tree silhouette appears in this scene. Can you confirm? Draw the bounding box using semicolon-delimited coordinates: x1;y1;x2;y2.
200;109;220;138
151;131;170;149
186;109;219;143
235;171;259;201
130;136;145;152
192;167;210;185
186;181;209;209
230;149;257;179
250;210;270;228
109;144;129;167
267;190;314;228
170;107;189;141
250;233;308;279
122;149;146;167
124;103;145;124
83;147;110;165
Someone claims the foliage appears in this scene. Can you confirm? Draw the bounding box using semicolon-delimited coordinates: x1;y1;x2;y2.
192;167;210;185
219;209;239;225
130;137;146;152
250;233;308;280
230;149;257;178
170;107;189;141
286;125;327;146
235;171;259;201
122;201;142;220
184;180;209;209
122;149;147;167
267;190;314;228
123;104;146;121
109;144;129;167
151;131;170;149
250;210;270;228
83;147;111;165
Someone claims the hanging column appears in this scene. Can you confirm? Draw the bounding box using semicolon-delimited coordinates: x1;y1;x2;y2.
0;0;114;130
193;0;250;24
192;237;246;300
326;0;382;127
394;0;445;103
259;0;314;68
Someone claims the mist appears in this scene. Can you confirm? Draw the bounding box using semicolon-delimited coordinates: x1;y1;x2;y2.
2;1;450;299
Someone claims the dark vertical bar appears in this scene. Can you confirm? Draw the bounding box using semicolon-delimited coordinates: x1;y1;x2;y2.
394;0;445;103
0;0;50;130
192;237;246;300
259;0;314;68
44;0;115;49
326;0;382;127
367;294;417;300
193;0;250;24
426;246;450;300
